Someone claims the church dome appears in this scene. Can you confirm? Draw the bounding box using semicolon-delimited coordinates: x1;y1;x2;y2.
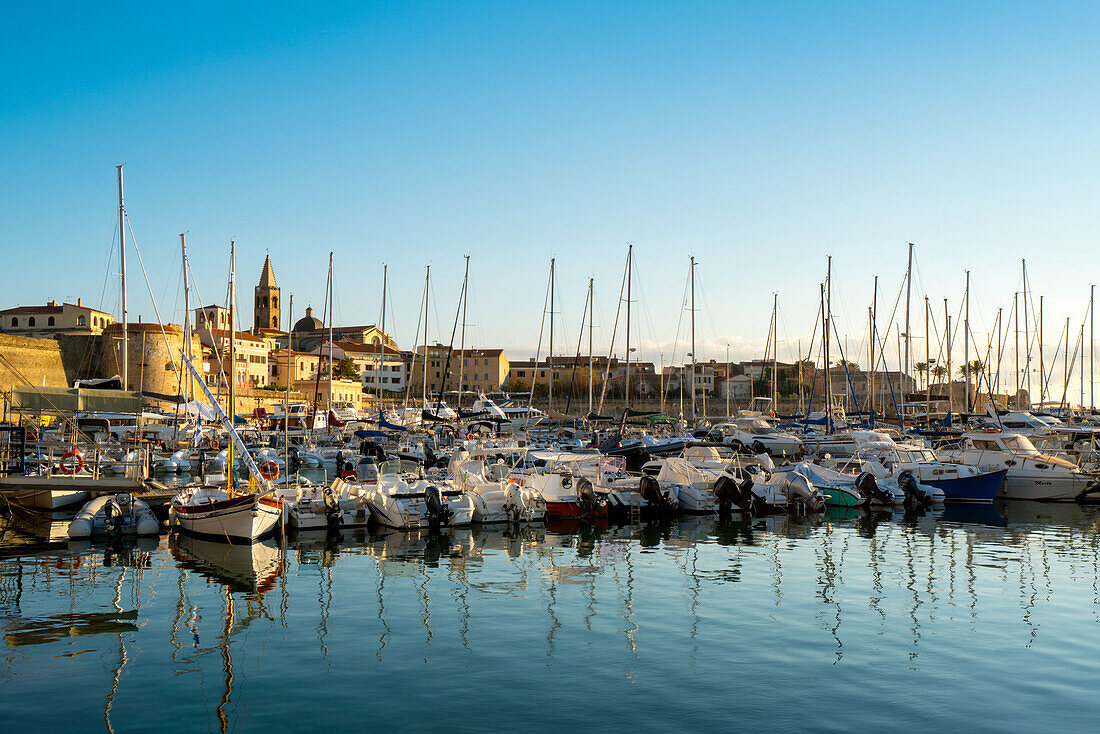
293;306;323;332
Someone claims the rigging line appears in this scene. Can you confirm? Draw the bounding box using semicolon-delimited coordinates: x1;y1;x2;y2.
667;265;691;370
125;215;181;384
597;250;630;415
401;274;426;411
526;267;553;413
185;259;231;400
630;255;665;365
695;275;724;364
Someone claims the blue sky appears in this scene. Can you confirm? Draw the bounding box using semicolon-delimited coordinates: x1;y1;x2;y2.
3;1;1099;394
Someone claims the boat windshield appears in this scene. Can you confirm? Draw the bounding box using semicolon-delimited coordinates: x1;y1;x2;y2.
380;459;421;476
738;418;776;434
1002;435;1040;454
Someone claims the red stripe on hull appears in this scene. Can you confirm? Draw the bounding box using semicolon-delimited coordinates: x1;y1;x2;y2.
546;501;584;519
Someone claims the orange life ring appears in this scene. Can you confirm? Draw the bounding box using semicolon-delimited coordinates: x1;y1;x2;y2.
59;450;83;475
259;460;280;480
466;432;476;440
209;437;220;450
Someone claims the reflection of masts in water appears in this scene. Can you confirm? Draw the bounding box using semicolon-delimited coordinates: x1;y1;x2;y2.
418;565;433;647
867;525;885;623
317;562;333;660
447;551;471;651
1020;538;1039;647
903;520;923;660
817;521;844;663
217;586;234;734
375;561;390;661
544;566;560;659
170;566;190;658
104;569;128;734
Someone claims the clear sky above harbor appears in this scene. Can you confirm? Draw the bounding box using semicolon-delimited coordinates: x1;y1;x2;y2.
3;1;1099;395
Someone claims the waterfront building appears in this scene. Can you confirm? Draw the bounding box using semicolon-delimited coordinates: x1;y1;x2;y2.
0;299;113;337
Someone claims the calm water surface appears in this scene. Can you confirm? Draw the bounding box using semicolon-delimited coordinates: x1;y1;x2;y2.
3;502;1100;733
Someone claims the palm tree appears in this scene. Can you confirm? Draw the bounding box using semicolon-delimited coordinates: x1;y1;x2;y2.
914;361;930;390
931;364;948;385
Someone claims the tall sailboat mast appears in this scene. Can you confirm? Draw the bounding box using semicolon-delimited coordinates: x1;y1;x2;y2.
690;255;696;423
587;277;594;415
422;265;430;405
903;242;913;391
548;257;555;413
964;269;971;414
771;292;778;410
228;240;236;494
1039;294;1045;406
870;275;877;417
117;165;128;390
180;233;192;401
924;296;931;419
1023;260;1031;409
625;245;633;411
327;252;334;420
457;256;469;409
824;255;832;431
377;264;388;410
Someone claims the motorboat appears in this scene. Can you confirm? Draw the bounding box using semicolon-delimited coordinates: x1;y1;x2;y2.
450;451;546;523
708;416;804;456
368;459;475;529
938;430;1100;501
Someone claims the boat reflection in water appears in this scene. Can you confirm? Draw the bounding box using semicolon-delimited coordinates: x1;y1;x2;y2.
6;503;1100;731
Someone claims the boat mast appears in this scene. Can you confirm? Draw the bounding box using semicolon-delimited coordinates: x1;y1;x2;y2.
825;256;832;431
548;257;555;413
1065;316;1070;410
904;242;913;393
457;255;469;410
625;245;633;412
772;292;778;410
1014;292;1020;408
228;240;236;494
327;252;334;422
285;295;292;469
180;233;192;401
870;275;877;418
1091;284;1095;411
964;269;970;414
945;298;952;414
117;165;128;391
422;265;430;405
690;255;696;423
377;264;388;411
821;281;829;432
1039;294;1045;407
1023;260;1031;409
587;277;594;415
925;296;931;421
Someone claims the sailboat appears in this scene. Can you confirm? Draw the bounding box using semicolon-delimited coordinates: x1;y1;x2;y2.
169;243;283;542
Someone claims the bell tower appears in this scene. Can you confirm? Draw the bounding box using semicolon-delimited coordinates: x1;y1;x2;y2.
254;255;280;330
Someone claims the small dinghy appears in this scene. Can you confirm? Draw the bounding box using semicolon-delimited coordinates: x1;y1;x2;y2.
68;493;160;539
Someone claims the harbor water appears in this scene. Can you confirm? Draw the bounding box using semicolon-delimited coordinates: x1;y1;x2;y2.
3;502;1100;732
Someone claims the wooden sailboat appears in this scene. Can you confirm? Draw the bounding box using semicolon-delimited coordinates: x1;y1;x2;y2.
170;242;282;542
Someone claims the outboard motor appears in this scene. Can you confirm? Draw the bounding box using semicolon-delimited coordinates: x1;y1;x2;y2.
714;474;750;516
321;485;341;531
854;471;893;507
288;446;302;472
638;475;673;514
576;476;599;516
424;485;453;529
898;471;930;510
103;495;125;540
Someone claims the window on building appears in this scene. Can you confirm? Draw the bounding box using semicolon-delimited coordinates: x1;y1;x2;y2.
77;316;85;326
10;317;16;327
28;317;35;326
48;316;55;326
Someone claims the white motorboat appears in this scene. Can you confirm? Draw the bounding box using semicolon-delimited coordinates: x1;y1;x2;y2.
368;459;475;529
939;431;1100;501
450;452;546;523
